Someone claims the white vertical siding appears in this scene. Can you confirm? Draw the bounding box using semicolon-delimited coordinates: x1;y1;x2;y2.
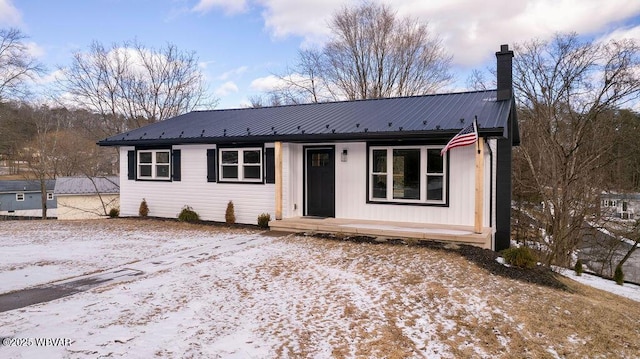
283;141;491;228
284;143;304;218
119;145;275;225
120;140;495;228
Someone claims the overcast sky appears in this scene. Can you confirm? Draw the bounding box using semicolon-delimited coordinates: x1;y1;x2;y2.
2;0;640;109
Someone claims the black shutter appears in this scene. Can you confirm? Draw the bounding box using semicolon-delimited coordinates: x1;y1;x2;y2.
172;150;181;181
127;150;136;180
207;149;216;182
265;148;275;184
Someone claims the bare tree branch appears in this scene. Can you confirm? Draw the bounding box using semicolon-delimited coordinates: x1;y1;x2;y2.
58;40;217;136
0;28;44;101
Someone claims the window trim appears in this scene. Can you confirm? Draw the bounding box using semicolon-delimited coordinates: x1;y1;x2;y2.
137;149;172;181
367;145;448;206
47;192;54;201
16;193;25;201
218;147;264;183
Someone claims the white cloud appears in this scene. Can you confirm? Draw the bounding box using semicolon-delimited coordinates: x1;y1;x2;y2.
249;75;284;92
0;0;21;26
256;0;345;43
25;41;45;59
192;0;248;15
597;25;640;44
215;81;239;96
218;65;249;81
198;60;216;70
250;0;640;67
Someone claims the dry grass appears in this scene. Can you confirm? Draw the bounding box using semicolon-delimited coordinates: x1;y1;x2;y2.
252;235;640;358
2;219;639;357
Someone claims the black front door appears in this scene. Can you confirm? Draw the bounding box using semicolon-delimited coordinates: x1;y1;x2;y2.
306;147;335;217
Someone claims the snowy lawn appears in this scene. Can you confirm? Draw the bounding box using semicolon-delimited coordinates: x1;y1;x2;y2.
1;219;639;358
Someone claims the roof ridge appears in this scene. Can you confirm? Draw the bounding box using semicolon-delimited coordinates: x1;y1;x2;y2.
192;89;498;113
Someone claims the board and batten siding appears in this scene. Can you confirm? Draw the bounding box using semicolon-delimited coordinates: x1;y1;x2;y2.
283;141;495;228
283;143;304;218
119;145;275;224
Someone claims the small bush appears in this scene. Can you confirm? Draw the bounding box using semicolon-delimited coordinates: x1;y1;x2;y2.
501;246;537;269
108;207;119;218
614;265;624;285
178;206;200;223
574;259;583;276
257;213;271;228
225;201;235;225
139;198;149;217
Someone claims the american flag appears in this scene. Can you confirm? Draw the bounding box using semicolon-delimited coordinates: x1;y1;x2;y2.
440;119;478;156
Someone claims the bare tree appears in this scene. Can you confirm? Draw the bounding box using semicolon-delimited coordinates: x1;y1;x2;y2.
0;28;44;101
19;105;63;219
270;2;452;103
58;40;216;136
512;33;640;266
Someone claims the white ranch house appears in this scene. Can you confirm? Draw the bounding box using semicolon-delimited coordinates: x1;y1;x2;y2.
99;45;519;251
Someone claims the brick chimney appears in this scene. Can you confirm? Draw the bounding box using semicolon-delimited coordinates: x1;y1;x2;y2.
495;44;514;101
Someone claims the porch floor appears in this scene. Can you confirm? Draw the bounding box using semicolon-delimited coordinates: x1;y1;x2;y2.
269;217;493;249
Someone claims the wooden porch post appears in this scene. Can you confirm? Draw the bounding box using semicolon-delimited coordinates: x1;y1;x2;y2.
474;137;485;234
275;141;283;220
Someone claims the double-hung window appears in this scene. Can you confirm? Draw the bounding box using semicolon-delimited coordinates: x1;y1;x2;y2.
16;193;25;201
369;145;446;204
219;148;262;182
137;149;171;180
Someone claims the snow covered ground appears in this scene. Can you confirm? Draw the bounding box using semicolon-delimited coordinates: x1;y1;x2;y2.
0;220;639;358
553;267;640;302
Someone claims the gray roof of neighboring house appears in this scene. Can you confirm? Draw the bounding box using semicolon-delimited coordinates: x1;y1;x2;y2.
98;90;518;147
602;193;640;200
54;176;120;195
0;179;55;193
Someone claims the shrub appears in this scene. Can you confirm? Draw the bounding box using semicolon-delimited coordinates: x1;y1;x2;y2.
225;201;235;225
501;246;537;269
178;206;200;223
614;265;624;285
139;198;149;217
574;259;583;276
257;213;271;228
108;207;119;218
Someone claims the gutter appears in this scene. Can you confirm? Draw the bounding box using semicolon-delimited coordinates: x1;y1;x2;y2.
98;128;508;147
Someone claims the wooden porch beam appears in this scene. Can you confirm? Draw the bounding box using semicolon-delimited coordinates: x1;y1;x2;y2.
275;141;283;220
474;137;485;234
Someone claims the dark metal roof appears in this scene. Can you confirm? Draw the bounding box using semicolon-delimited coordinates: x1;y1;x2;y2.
98;90;516;146
0;179;56;193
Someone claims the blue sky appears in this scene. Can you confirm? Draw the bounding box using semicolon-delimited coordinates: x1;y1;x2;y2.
2;0;640;109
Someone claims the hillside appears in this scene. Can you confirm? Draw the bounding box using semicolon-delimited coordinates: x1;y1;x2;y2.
0;219;638;358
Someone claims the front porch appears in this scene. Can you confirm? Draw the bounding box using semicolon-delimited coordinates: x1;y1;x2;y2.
269;217;493;249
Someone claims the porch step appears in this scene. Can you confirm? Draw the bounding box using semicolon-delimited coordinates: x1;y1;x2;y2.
269;217;492;249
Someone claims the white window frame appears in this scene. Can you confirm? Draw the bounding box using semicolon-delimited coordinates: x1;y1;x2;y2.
368;145;447;205
47;192;54;200
16;193;25;201
219;147;263;183
137;149;171;180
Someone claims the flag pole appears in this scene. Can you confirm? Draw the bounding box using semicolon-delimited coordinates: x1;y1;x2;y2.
474;117;484;234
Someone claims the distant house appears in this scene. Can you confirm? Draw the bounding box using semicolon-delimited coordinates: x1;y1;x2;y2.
54;176;120;220
98;45;519;251
0;179;57;217
600;192;640;220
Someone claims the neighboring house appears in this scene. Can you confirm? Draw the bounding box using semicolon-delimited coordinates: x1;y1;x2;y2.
0;179;57;217
600;192;640;220
54;176;120;220
98;45;519;251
